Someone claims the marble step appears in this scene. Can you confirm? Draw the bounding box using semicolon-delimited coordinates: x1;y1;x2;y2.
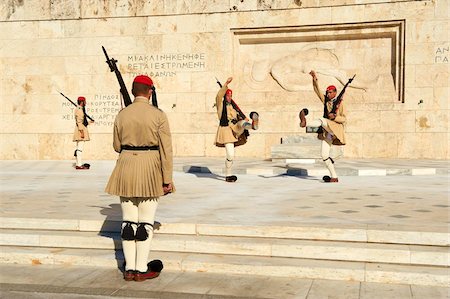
271;144;321;159
0;229;448;267
270;134;347;159
0;246;448;287
1;217;448;246
281;135;321;144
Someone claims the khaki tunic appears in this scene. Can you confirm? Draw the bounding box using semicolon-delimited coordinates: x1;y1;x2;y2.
214;85;247;147
313;78;346;145
105;97;174;198
73;107;90;141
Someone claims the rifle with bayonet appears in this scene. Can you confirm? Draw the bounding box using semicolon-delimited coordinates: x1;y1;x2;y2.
58;92;95;122
102;46;132;107
330;74;355;114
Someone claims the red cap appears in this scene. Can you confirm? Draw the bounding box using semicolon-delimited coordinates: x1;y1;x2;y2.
133;75;153;86
326;85;337;92
77;96;86;102
225;89;232;95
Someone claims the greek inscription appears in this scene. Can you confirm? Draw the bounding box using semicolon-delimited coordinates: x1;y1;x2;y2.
435;46;448;63
127;53;206;77
61;94;121;127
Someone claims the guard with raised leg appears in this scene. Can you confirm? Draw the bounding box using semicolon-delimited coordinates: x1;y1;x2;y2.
299;70;354;183
214;77;260;183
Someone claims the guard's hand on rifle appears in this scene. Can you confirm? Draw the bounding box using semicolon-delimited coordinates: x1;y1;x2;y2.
328;113;336;120
163;183;173;195
225;77;233;85
80;130;85;139
89;120;94;124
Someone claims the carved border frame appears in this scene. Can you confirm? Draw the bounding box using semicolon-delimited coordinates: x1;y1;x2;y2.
231;20;406;102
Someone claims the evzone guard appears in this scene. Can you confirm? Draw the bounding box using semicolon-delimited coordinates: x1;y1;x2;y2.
299;70;354;183
73;96;94;169
214;77;259;182
105;75;174;281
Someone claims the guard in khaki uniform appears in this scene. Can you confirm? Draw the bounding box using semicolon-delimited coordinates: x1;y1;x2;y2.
105;75;174;281
73;96;93;169
299;70;347;183
215;77;259;182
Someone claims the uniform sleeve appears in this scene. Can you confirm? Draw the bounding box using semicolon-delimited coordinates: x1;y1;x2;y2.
75;109;86;130
334;101;347;124
312;78;325;104
112;117;121;153
158;112;173;184
215;85;228;118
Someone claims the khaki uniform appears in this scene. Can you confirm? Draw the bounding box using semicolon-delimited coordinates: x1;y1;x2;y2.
73;107;90;141
313;78;346;145
105;97;174;198
214;85;247;147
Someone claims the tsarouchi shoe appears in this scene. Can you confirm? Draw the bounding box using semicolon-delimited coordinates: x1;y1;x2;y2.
75;165;89;170
323;176;338;183
225;175;237;182
250;111;259;130
134;270;160;282
299;108;309;128
123;270;135;281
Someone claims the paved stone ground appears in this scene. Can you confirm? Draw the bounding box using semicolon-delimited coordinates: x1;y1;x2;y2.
0;159;448;231
0;158;449;298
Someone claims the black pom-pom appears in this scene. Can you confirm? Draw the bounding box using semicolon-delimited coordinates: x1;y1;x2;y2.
249;111;259;120
121;222;135;241
135;223;149;241
148;259;163;272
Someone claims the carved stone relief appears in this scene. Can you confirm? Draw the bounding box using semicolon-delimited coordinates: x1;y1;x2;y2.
233;20;405;102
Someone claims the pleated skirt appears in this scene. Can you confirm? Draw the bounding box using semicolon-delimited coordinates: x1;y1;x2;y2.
214;126;247;148
105;150;163;198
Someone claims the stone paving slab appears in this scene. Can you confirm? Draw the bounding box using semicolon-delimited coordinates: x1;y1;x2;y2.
1;264;449;299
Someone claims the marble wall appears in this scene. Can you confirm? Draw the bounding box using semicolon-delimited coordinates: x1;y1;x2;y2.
0;0;448;160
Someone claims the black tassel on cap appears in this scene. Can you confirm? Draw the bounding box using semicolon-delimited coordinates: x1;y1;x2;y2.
151;86;158;107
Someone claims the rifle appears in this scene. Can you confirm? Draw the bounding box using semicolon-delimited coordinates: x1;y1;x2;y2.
215;77;222;88
102;46;132;107
331;74;355;114
59;92;95;122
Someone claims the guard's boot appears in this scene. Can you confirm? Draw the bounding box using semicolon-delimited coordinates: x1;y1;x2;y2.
249;111;259;130
123;270;135;281
225;175;237;182
134;260;163;282
299;108;309;128
75;165;88;170
83;163;90;169
323;175;338;183
134;270;160;282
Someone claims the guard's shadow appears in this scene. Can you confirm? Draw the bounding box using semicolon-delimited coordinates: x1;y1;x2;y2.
92;204;124;271
258;167;322;181
183;166;225;181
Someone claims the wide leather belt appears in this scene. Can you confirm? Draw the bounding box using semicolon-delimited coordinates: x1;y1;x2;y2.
121;145;159;152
